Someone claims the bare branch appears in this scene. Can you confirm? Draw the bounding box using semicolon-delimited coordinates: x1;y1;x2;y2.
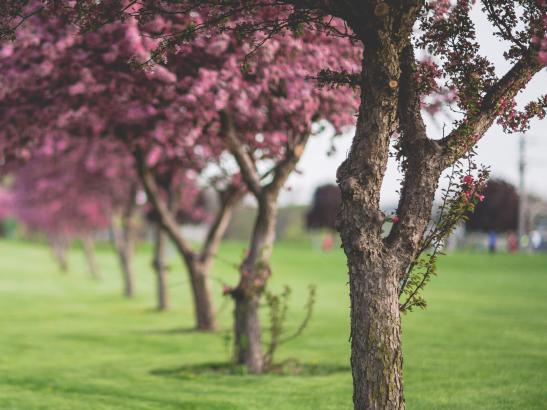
219;110;263;197
133;148;197;261
199;184;246;264
265;132;309;197
398;45;428;149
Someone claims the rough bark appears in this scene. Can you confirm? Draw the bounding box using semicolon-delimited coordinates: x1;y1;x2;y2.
234;293;263;372
348;253;405;409
336;11;412;408
152;222;169;311
82;235;101;280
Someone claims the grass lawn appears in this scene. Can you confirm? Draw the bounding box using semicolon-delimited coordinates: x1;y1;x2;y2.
0;239;546;409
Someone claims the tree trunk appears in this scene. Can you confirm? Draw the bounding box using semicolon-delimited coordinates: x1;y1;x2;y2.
233;195;277;374
82;235;101;280
218;113;308;373
120;245;134;297
187;259;217;331
111;194;137;298
234;293;263;373
348;252;404;410
336;25;407;409
49;235;69;273
152;223;169;311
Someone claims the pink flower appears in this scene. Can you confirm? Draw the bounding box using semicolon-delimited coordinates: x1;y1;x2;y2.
392;215;400;224
68;82;86;95
463;175;474;185
475;193;485;202
222;284;232;296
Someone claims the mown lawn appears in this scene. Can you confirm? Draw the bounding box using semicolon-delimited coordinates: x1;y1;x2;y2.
0;239;546;409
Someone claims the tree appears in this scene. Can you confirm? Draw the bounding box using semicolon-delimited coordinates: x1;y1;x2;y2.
0;186;13;237
3;1;547;407
161;23;360;372
306;184;341;231
466;178;519;233
10;142;132;280
144;166;215;312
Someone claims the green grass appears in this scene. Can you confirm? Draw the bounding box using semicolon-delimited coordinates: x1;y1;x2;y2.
0;239;546;409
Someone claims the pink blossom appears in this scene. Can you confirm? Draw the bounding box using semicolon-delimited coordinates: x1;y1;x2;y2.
68;82;86;95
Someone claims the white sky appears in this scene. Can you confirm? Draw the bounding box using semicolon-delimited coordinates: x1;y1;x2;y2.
280;7;547;208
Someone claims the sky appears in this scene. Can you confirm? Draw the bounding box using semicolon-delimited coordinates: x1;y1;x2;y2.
279;6;547;208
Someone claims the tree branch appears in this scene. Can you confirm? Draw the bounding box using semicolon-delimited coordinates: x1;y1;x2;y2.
219;110;263;197
134;148;196;262
440;51;542;166
264;132;310;198
398;45;429;150
199;184;246;264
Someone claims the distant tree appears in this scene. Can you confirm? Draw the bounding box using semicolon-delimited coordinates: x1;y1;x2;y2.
306;184;341;232
144;167;212;312
466;179;519;233
0;187;12;237
10;143;132;279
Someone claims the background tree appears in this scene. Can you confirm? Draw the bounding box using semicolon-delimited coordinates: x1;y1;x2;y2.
0;186;13;238
170;23;360;372
466;178;519;233
306;184;341;232
0;9;360;346
145;166;212;312
10;145;126;279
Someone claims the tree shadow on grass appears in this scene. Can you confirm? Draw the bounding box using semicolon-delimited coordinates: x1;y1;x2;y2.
150;359;349;379
135;326;213;336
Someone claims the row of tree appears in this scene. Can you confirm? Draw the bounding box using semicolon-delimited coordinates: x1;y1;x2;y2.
0;3;360;374
1;1;545;409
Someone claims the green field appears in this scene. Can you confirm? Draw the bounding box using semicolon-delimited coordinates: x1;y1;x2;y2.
0;239;546;409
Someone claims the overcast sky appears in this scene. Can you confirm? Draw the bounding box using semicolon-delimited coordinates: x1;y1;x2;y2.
279;7;547;207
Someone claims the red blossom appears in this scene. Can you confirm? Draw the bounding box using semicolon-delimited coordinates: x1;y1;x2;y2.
463;175;474;185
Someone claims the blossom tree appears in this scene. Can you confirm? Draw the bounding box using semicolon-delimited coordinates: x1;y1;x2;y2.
10;141;133;280
146;22;361;372
145;164;218;312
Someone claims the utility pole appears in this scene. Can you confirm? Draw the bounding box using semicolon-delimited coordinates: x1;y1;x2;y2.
517;133;527;250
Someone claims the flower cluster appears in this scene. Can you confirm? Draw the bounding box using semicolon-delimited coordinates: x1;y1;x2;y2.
461;173;487;204
497;95;547;133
